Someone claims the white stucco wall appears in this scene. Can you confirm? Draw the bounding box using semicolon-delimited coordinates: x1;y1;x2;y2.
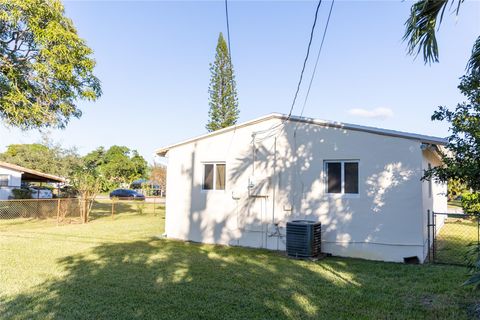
164;118;439;263
421;148;448;260
0;167;22;200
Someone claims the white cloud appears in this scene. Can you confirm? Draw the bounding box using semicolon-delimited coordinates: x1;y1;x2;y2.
348;107;394;120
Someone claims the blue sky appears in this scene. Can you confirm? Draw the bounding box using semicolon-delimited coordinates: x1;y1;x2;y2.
0;0;479;163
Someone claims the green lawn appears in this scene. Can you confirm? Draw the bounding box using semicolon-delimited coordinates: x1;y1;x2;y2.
435;218;479;265
448;200;463;210
0;208;478;319
0;199;161;232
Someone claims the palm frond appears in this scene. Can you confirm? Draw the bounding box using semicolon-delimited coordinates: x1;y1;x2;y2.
403;0;465;65
467;36;480;74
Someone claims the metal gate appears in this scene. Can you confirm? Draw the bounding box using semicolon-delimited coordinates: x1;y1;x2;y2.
427;210;480;266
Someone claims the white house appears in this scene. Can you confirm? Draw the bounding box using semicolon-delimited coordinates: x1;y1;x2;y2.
156;113;447;263
0;161;65;200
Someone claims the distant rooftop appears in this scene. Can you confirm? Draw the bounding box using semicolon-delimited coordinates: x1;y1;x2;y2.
0;161;65;183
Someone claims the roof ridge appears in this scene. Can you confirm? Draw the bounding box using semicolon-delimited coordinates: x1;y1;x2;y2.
156;113;447;156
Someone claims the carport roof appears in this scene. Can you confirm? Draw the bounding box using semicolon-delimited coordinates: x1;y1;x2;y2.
0;161;65;183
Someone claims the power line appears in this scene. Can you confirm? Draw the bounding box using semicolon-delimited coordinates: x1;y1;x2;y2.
291;0;335;217
286;0;323;118
297;0;335;119
252;0;324;138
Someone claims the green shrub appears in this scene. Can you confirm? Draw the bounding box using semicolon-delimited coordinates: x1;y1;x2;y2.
59;186;78;198
10;189;32;199
461;192;480;215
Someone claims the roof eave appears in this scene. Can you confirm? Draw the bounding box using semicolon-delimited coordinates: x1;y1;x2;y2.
155;113;282;157
0;161;65;183
157;149;169;157
155;113;448;156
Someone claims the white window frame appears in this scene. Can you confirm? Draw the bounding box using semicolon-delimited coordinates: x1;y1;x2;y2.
0;174;9;187
202;162;226;191
324;160;360;196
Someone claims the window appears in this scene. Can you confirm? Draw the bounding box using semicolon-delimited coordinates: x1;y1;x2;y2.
325;161;359;194
203;163;226;190
344;162;359;194
215;164;226;190
327;162;341;193
0;174;9;187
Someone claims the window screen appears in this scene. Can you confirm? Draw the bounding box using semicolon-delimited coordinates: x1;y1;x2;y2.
215;164;226;190
327;162;341;193
203;164;214;190
0;175;8;187
344;162;359;194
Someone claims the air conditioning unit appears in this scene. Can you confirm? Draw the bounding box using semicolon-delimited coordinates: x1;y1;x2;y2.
286;220;321;258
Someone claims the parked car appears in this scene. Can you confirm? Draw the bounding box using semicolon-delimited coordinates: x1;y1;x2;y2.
109;189;145;201
29;186;53;199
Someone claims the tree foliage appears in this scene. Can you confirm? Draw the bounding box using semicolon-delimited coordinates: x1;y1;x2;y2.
461;192;480;215
149;162;166;193
0;141;148;191
404;0;479;74
71;170;102;223
206;32;239;132
447;179;468;200
0;0;101;129
0;136;82;178
83;145;148;190
424;72;480;288
424;73;480;192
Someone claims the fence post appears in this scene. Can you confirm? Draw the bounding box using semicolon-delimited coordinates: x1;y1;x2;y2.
57;198;61;226
427;209;431;262
111;198;115;220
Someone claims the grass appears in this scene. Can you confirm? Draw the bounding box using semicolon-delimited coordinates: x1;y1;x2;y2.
435;217;479;265
0;199;161;232
448;200;463;210
0;208;479;319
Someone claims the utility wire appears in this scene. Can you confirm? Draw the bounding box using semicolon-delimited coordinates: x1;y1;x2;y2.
291;0;335;218
252;0;324;138
286;0;323;119
297;0;335;119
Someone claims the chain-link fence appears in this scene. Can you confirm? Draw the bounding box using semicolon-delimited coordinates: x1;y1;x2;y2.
428;211;480;266
90;198;164;220
0;197;165;231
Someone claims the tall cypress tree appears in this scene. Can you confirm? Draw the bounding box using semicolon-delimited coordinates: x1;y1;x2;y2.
206;32;239;132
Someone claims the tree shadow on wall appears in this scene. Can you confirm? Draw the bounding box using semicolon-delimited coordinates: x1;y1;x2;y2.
181;144;237;246
229;123;356;246
226;120;421;254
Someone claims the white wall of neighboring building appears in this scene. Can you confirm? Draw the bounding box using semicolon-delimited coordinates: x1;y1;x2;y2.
0;167;22;200
421;148;448;260
164;117;445;263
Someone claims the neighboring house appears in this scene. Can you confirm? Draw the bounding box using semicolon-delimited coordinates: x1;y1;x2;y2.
0;161;65;200
156;113;447;263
